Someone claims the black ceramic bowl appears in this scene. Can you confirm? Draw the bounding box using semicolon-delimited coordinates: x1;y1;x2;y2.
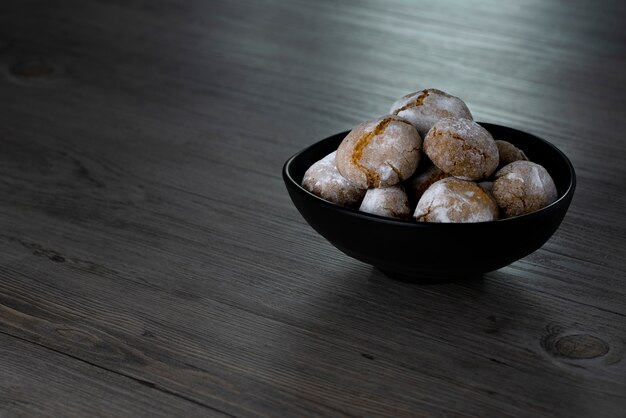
283;123;576;281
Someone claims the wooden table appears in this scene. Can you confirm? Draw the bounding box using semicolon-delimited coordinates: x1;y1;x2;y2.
1;0;625;416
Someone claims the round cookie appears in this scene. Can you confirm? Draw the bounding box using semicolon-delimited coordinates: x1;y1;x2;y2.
336;115;421;188
359;185;410;219
496;140;528;168
414;177;499;223
423;118;499;181
302;151;366;207
390;88;473;138
492;160;558;218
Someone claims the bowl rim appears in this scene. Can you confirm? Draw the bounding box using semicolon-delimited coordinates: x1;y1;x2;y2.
283;122;576;227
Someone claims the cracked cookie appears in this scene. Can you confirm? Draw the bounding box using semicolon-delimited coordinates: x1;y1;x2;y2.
492;160;558;218
414;177;499;223
359;185;410;219
302;151;366;207
423;118;499;181
390;88;473;138
336;115;421;188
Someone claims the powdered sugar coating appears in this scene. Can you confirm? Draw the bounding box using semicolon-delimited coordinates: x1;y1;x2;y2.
390;89;473;138
359;185;410;219
492;160;558;217
336;115;422;188
302;151;366;206
414;177;499;223
424;118;499;181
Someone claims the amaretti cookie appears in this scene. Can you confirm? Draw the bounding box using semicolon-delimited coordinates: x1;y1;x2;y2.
414;177;499;223
424;118;499;181
390;88;473;138
496;140;528;168
359;185;410;219
336;115;421;188
302;151;366;206
492;160;558;218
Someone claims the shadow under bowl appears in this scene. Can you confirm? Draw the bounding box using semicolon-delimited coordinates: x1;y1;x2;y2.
283;123;576;282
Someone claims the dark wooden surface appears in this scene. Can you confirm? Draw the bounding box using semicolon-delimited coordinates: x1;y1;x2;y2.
1;0;625;416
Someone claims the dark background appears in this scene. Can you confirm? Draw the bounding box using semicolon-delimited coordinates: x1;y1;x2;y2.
1;0;626;416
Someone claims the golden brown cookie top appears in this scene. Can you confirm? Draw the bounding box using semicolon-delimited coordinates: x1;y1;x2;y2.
302;151;366;207
390;89;473;138
424;118;499;181
336;115;421;188
414;177;499;223
492;160;558;217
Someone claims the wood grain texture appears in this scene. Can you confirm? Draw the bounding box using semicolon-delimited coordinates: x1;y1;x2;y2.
1;0;625;416
0;333;218;417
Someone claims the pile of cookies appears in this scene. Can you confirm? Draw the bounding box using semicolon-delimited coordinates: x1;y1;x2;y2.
302;89;558;222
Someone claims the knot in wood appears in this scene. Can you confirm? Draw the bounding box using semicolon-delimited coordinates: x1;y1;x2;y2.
553;334;609;359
